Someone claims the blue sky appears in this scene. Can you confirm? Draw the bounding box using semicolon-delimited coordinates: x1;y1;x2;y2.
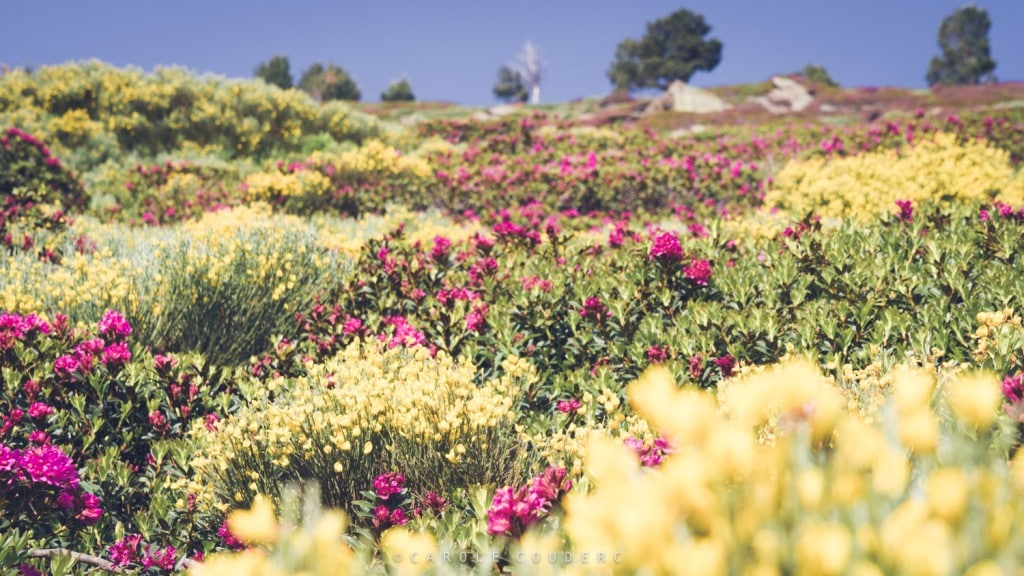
3;1;1022;105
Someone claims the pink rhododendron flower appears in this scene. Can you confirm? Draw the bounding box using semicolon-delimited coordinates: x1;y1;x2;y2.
342;316;364;336
102;342;132;368
580;296;609;321
624;435;674;467
373;472;406;500
153;354;177;375
27;402;53;420
714;354;736;378
556;398;581;413
19;444;79;490
218;521;246;551
647;345;668;364
108;534;144;566
53;354;80;379
422;491;449;514
465;303;489;333
149;410;168;433
430;236;452;260
486;467;571;537
689;354;704;380
684;258;713;286
895;199;914;223
380;316;426;349
648;231;683;263
98;310;132;339
141;545;178;571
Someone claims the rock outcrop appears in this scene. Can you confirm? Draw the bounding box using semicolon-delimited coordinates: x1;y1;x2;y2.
646;80;731;114
751;76;814;114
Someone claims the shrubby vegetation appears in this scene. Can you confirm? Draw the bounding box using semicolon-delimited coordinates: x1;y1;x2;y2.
928;5;997;86
0;61;380;173
607;8;723;90
3;63;1024;574
381;78;415;102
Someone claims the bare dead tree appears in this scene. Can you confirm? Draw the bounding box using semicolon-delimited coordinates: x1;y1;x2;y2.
515;41;544;105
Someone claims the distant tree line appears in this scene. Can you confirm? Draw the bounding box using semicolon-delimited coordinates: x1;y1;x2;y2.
259;5;999;105
254;55;416;103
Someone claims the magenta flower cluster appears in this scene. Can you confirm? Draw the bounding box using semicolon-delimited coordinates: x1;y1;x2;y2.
556;398;582;414
646;231;714;286
379;316;426;349
53;310;133;380
97;309;133;339
217;521;246;551
108;534;178;571
420;490;450;515
0;312;50;351
684;258;713;286
624;435;673;468
895;199;914;223
1002;373;1024;404
646;345;668;364
436;286;478;308
486;466;572;537
371;472;410;530
493;218;542;246
373;472;406;500
430;235;452;260
648;231;684;263
580;296;610;322
465;303;489;333
0;442;103;525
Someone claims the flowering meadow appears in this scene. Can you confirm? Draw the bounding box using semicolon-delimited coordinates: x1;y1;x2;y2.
4;63;1024;574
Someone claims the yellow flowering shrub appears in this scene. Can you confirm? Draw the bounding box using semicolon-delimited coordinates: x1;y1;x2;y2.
48;108;103;146
563;361;1024;575
0;61;380;170
186;346;537;513
129;205;345;364
327;140;434;181
971;308;1023;369
243;170;333;200
1;206;345;364
769;132;1024;219
0;246;136;321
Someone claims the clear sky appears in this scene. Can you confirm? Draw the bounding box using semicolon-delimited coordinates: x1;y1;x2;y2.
3;1;1022;105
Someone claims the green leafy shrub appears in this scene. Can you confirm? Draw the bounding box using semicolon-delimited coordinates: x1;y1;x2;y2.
381;78;415;102
1;128;85;244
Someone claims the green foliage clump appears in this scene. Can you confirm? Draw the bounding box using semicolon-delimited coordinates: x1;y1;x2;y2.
608;8;723;91
0;128;85;243
493;66;527;103
254;54;294;90
298;62;362;102
380;77;415;102
801;64;839;87
927;5;997;86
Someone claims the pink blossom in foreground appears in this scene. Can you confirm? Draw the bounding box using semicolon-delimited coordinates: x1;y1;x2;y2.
465;303;489;333
684;258;713;286
373;472;406;500
895;199;914;223
648;231;683;263
487;467;571;537
98;310;133;340
556;398;581;413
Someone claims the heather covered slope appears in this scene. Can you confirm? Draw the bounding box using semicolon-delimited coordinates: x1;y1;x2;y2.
3;63;1024;575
